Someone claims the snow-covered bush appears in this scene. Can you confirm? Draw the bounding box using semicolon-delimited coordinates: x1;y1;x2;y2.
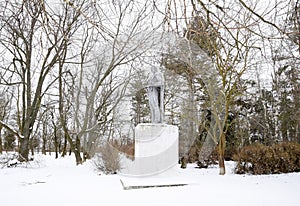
0;152;38;168
93;143;121;174
234;142;300;174
0;152;19;168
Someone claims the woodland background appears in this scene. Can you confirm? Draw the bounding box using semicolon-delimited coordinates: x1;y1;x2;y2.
0;0;299;175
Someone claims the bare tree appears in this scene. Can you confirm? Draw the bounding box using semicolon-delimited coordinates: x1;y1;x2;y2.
0;0;87;161
0;91;9;154
162;0;272;174
0;0;166;164
62;0;164;161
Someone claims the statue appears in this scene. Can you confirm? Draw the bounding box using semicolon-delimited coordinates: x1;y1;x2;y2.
146;66;164;123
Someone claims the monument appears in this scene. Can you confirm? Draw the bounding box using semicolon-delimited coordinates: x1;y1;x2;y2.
120;66;179;177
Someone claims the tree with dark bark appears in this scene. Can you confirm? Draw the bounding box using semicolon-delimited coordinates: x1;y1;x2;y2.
0;0;86;161
0;93;9;154
163;0;264;174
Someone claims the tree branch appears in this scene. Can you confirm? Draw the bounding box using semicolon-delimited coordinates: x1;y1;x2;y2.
0;120;23;139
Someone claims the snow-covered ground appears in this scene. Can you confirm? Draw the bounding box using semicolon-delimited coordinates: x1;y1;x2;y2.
0;154;299;206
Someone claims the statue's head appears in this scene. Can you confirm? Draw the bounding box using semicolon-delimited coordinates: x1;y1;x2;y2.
150;66;160;74
148;66;163;86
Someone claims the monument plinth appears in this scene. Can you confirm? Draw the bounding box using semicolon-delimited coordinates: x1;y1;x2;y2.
120;66;179;178
121;123;178;176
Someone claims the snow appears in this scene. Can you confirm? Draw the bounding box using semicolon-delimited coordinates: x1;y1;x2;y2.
0;154;299;206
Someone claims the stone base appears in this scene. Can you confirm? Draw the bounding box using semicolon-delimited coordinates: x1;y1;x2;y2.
120;123;178;176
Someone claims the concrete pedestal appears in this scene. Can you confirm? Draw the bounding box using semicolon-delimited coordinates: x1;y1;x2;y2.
121;123;178;176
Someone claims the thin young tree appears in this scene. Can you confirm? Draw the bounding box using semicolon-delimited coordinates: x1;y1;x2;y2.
0;92;9;154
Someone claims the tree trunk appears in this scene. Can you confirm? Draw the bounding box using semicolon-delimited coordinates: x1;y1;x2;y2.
42;136;46;155
19;136;30;161
61;135;67;157
54;128;59;159
218;132;226;175
30;138;34;156
58;58;82;164
59;120;82;165
60;124;82;164
19;119;31;161
57;42;82;164
0;131;2;154
74;135;82;165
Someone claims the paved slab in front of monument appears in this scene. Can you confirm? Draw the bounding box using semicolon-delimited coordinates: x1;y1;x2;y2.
120;166;191;190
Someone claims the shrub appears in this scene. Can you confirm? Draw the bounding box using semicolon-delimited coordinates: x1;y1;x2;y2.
0;152;19;168
110;140;134;160
93;143;121;174
0;152;36;168
234;142;300;174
